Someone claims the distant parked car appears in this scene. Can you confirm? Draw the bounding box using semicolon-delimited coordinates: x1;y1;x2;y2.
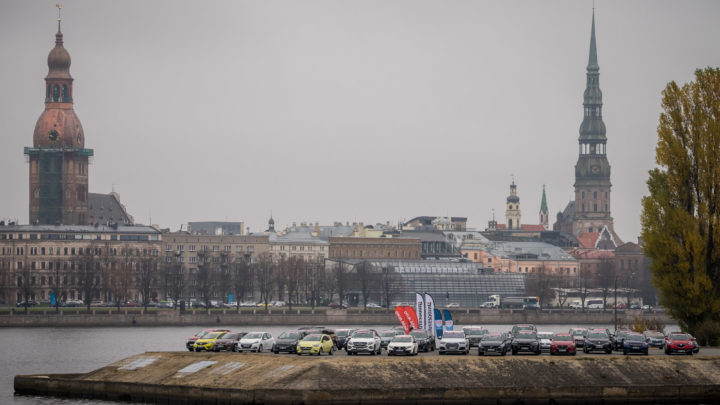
550;333;576;356
510;324;537;339
346;329;382;355
511;330;541;355
477;333;509;356
479;301;496;308
387;335;418;356
665;333;695;355
334;328;356;350
328;302;348;309
583;331;613;354
273;330;305;354
380;330;403;350
365;303;382;309
623;333;649;355
16;301;38;307
297;334;335;356
537;331;554;352
613;330;633;351
463;327;488;348
185;329;230;351
643;331;665;349
238;332;275;353
446;303;460;308
214;332;247;352
409;330;435;352
193;331;228;352
438;331;469;355
569;328;588;348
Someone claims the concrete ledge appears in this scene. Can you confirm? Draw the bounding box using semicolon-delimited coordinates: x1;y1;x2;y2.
15;352;720;404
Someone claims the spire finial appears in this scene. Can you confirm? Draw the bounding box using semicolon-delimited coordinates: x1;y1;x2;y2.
587;8;599;71
56;4;62;29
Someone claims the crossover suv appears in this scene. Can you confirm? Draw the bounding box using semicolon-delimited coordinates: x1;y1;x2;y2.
410;330;435;352
665;333;695;355
643;330;665;349
346;329;382;355
583;331;613;354
613;329;632;351
569;328;588;348
510;324;537;338
438;331;469;355
511;330;541;355
478;333;509;356
273;330;305;354
550;333;576;356
387;335;419;356
463;327;488;348
623;333;649;355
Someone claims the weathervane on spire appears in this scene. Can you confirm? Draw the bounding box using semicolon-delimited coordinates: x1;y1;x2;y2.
56;4;62;21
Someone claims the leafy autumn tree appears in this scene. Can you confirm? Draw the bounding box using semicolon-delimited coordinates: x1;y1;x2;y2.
641;67;720;334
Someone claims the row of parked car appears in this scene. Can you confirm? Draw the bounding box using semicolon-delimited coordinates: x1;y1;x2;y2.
184;324;700;357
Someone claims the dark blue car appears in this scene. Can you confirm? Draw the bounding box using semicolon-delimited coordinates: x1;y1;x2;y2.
623;333;649;355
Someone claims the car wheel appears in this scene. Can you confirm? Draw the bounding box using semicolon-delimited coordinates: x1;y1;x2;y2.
535;350;541;355
606;349;612;354
258;345;263;353
511;349;517;355
188;348;194;352
297;352;301;356
644;350;649;356
478;351;484;356
346;351;352;355
688;351;693;356
623;349;627;355
329;346;334;355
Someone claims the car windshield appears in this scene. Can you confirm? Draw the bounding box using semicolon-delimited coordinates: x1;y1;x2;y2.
381;331;397;337
554;335;573;341
589;333;607;339
646;332;664;338
626;335;644;342
336;330;351;337
410;331;427;338
538;333;553;338
571;330;586;336
352;332;374;339
465;329;486;335
444;332;464;339
244;333;262;339
669;334;691;340
483;335;503;342
223;333;238;339
517;332;537;339
205;332;224;339
195;331;210;338
393;336;412;343
302;334;323;341
279;332;300;339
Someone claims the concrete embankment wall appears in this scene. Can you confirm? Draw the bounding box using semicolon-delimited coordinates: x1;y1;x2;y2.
0;309;673;327
15;351;720;404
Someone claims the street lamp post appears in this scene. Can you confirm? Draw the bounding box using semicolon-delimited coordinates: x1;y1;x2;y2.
613;276;618;333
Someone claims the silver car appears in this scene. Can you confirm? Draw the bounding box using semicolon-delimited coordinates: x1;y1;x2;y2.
237;331;275;353
438;331;469;355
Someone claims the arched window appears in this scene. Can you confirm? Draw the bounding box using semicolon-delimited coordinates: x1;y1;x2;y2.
53;85;60;102
62;85;69;102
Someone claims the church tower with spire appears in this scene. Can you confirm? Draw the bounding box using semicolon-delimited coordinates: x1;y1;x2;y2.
505;179;521;230
25;9;93;225
539;185;549;230
555;10;622;244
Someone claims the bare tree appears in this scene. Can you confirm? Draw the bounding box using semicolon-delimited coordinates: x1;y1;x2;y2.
334;261;347;306
195;258;216;313
136;253;158;311
576;267;592;311
596;258;617;312
254;252;275;312
17;258;34;314
525;266;554;309
283;256;304;310
231;257;251;311
555;277;570;309
306;259;324;309
355;261;375;310
111;255;134;310
380;265;402;308
77;246;102;312
163;260;185;309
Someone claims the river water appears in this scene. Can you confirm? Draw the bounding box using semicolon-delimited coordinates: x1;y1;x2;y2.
2;323;665;404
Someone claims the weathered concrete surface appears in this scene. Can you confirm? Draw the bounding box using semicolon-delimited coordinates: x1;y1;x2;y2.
0;308;673;327
15;351;720;404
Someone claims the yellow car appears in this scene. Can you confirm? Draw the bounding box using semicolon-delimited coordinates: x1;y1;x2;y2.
297;333;335;356
193;331;227;352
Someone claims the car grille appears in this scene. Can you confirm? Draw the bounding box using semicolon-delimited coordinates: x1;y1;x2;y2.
447;343;458;349
354;342;368;348
242;344;252;349
301;347;311;351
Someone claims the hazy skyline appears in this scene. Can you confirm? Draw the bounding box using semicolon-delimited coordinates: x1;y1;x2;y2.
1;1;719;240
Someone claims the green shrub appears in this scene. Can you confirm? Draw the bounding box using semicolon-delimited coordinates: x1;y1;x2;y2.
694;320;720;347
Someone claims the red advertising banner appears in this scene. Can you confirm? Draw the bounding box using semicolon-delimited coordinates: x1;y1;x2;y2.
394;306;410;334
403;306;420;331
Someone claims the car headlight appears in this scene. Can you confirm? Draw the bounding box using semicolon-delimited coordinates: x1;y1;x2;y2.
313;344;320;347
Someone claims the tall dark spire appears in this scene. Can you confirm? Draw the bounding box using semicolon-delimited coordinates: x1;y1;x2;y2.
587;10;599;72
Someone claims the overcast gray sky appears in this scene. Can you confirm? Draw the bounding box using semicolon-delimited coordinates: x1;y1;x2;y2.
1;1;719;240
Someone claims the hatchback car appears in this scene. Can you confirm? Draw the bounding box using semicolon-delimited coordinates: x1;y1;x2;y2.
238;331;275;353
478;333;509;356
550;333;576;356
537;331;554;352
643;330;665;349
213;332;247;352
297;334;335;356
387;335;418;356
186;329;230;351
273;330;305;354
193;331;228;352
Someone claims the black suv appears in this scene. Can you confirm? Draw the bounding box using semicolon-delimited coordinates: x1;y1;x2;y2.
334;328;356;350
511;330;541;355
584;331;613;354
272;330;306;354
410;330;435;352
463;327;488;348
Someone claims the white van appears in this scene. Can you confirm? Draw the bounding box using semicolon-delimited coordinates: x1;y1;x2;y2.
569;300;582;309
586;299;604;309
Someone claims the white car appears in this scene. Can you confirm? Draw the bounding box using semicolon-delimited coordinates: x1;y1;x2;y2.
237;331;275;353
346;329;382;355
479;302;496;308
446;303;460;308
366;303;382;309
537;331;554;351
438;331;469;355
387;335;418;356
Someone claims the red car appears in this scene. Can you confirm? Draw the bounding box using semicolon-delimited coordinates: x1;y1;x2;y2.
664;332;695;355
550;333;577;356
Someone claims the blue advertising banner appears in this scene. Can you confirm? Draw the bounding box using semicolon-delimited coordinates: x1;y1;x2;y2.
50;292;56;307
442;309;453;331
228;294;234;304
434;308;443;338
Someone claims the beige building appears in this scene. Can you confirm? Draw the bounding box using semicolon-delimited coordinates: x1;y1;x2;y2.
462;241;578;277
329;237;421;260
0;224;162;305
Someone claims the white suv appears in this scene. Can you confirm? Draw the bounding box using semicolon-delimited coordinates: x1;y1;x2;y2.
438;331;469;355
346;329;382;355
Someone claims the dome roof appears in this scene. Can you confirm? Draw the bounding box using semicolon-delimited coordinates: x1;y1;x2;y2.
33;107;84;148
46;31;72;80
507;195;520;203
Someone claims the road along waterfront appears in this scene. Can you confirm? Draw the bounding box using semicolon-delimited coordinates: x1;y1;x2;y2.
6;324;708;405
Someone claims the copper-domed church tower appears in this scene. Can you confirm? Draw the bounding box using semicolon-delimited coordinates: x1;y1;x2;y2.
25;14;93;225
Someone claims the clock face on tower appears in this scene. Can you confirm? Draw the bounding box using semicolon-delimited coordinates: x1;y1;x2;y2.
591;165;600;174
48;129;59;142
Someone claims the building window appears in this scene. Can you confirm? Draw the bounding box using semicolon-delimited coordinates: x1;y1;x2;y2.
594;204;597;212
593;191;597;199
189;245;196;252
236;246;242;253
224;246;230;252
213;246;219;252
177;245;184;251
